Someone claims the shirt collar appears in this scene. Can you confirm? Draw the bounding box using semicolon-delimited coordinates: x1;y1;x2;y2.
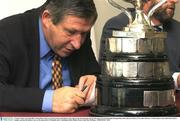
39;18;51;58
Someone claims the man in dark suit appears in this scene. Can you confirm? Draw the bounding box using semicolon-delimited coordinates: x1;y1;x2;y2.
0;0;100;113
99;0;180;87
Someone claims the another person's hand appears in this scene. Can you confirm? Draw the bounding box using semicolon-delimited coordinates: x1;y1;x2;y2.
172;73;180;89
52;86;85;113
177;74;180;88
78;75;97;105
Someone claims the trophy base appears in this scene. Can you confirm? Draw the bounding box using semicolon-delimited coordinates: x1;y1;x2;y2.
90;105;177;116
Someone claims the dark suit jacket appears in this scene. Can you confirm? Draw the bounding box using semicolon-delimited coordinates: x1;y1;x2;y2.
99;11;180;73
0;8;100;111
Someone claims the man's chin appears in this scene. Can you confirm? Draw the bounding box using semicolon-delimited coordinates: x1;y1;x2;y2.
60;52;72;57
167;9;174;17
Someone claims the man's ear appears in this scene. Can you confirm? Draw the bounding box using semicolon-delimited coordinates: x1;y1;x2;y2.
41;10;53;28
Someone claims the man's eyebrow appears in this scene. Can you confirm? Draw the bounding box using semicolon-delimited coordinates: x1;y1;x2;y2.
64;28;89;34
64;28;78;32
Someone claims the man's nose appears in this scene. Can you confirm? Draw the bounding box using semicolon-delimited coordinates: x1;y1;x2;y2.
71;34;82;50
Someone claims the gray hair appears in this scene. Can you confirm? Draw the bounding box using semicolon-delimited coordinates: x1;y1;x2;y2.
41;0;97;25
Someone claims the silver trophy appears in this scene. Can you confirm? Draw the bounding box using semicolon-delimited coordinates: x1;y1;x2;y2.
90;0;177;116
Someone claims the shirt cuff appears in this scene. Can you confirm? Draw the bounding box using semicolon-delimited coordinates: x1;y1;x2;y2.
42;90;54;112
172;72;180;90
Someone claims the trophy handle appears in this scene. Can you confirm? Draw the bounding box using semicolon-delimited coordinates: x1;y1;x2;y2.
108;0;133;24
147;0;167;22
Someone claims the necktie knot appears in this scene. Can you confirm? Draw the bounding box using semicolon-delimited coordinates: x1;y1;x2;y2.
52;54;62;90
52;55;61;67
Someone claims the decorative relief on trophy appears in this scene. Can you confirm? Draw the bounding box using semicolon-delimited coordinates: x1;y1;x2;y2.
90;0;177;116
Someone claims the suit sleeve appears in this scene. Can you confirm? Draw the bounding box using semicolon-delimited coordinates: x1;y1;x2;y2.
0;31;44;112
83;33;101;75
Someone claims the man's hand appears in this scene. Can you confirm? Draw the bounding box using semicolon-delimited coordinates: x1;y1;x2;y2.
78;75;97;105
52;87;85;113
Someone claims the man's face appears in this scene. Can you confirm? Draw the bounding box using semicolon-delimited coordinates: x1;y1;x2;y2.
43;15;93;57
153;0;178;22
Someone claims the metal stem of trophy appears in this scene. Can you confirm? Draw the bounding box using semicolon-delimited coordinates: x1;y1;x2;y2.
90;0;177;116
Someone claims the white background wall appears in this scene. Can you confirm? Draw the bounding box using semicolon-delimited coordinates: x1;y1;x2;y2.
0;0;179;59
0;0;46;19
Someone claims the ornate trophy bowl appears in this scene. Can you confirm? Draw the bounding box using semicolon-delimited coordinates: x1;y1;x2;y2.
90;0;177;116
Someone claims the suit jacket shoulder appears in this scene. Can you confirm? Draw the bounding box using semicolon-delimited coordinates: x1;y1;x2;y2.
0;8;44;111
164;19;180;72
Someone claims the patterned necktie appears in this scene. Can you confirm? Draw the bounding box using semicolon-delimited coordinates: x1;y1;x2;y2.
52;54;62;89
